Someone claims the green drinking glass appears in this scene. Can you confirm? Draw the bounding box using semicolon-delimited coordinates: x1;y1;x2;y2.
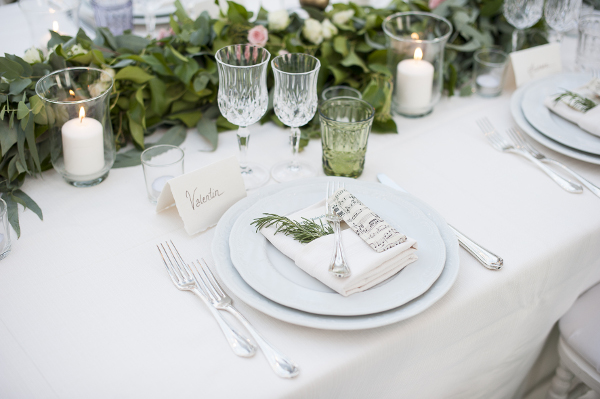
319;97;375;178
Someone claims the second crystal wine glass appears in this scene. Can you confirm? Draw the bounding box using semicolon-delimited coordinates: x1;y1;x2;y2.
216;45;270;190
544;0;582;42
271;53;321;183
503;0;544;51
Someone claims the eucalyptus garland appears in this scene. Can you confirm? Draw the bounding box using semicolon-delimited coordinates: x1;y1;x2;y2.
0;0;545;236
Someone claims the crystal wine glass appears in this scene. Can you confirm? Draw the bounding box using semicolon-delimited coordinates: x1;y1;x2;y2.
503;0;544;51
271;53;321;183
215;45;271;190
544;0;582;42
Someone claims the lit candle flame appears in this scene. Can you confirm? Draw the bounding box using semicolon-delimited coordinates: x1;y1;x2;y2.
79;107;85;123
69;90;75;97
53;21;59;32
414;48;423;61
411;33;419;40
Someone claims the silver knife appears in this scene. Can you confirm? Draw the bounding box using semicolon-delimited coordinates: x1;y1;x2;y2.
377;173;503;270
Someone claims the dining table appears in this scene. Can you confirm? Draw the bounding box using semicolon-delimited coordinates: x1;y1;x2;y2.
1;2;600;398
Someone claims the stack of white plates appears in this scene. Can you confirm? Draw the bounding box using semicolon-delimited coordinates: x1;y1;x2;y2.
511;72;600;165
211;178;459;330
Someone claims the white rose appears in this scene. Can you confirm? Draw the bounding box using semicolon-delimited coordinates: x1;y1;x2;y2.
268;10;290;31
303;18;323;45
332;9;355;26
23;47;42;64
89;81;110;98
100;66;115;82
322;18;338;40
69;44;88;56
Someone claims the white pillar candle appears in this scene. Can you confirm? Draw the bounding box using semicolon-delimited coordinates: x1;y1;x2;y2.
395;48;434;115
61;107;105;176
152;175;174;198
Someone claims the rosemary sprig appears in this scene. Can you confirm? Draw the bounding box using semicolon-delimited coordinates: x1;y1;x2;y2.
554;90;597;112
251;213;333;244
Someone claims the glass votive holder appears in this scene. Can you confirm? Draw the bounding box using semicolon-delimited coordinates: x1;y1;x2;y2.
319;97;375;178
577;15;600;75
141;145;184;204
0;198;11;261
91;0;134;36
321;86;363;102
19;0;81;51
473;48;508;98
36;67;116;187
383;11;452;118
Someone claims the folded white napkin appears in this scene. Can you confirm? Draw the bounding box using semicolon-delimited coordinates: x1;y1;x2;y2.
544;84;600;137
260;200;418;297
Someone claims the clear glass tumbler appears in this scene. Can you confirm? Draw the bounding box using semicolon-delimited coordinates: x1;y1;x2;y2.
141;145;184;204
473;49;509;98
215;45;270;190
271;53;320;183
0;198;11;261
383;12;452;118
36;67;116;187
19;0;80;51
319;97;375;178
321;86;362;102
91;0;134;36
577;15;600;75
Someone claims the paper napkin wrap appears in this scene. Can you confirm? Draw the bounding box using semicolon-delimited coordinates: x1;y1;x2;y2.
260;190;418;297
544;82;600;137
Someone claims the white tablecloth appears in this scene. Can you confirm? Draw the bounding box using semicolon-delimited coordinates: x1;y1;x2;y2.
2;3;600;398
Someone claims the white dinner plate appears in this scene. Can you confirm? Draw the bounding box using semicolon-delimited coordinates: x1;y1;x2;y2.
212;178;460;330
511;81;600;165
229;182;446;316
521;73;600;155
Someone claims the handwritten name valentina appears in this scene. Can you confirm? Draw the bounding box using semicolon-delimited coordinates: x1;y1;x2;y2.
186;187;224;210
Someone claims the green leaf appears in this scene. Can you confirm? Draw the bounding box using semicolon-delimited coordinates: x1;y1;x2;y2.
5;55;33;78
0;120;17;156
116;34;151;53
5;195;20;238
227;1;250;24
167;110;202;127
167;45;190;63
197;117;218;151
9;78;32;96
0;57;24;80
148;78;169;116
371;118;398;133
17;101;29;120
23;114;40;172
302;6;326;22
29;95;44;115
114;125;187;168
340;50;369;72
333;36;349;57
114;66;154;84
158;124;187;146
12;189;42;220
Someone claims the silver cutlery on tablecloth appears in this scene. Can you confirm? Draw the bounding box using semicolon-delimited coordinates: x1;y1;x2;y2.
191;258;300;379
325;181;351;278
506;127;600;199
477;118;583;193
377;173;503;271
157;241;256;358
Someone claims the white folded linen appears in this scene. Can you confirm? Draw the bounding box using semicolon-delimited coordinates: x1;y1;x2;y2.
544;85;600;137
260;200;418;297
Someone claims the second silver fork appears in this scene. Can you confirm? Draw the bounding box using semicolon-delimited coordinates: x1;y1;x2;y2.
325;181;351;278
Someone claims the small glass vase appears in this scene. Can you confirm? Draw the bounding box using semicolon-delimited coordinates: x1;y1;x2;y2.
383;12;452;118
36;67;116;187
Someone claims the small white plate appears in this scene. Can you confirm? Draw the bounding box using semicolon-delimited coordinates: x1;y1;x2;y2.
211;178;459;330
229;182;446;316
521;73;600;155
511;81;600;165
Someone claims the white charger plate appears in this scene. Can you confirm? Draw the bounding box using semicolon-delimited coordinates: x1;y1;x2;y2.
211;178;459;330
511;81;600;165
229;182;446;316
521;73;600;155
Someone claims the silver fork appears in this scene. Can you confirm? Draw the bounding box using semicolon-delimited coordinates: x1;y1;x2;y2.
157;241;256;358
477;118;583;193
325;181;351;278
190;259;300;379
507;127;600;199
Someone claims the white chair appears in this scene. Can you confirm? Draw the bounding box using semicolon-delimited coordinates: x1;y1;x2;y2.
547;283;600;399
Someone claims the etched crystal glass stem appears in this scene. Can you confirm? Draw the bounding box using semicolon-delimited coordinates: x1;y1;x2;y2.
271;53;320;183
216;45;270;190
544;0;582;42
503;0;544;51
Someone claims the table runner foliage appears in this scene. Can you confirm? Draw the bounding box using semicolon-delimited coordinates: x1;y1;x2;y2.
0;0;545;236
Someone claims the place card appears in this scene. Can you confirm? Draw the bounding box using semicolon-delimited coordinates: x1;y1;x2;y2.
510;43;562;87
156;156;246;235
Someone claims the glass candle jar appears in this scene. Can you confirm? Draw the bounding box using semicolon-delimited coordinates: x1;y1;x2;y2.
383;12;452;118
473;48;509;97
36;67;116;187
19;0;80;51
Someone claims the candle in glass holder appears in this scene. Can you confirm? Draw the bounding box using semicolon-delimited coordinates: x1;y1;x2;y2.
61;107;105;176
395;48;434;115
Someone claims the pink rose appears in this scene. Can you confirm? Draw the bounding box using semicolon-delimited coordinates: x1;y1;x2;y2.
248;25;268;48
428;0;446;8
157;27;174;40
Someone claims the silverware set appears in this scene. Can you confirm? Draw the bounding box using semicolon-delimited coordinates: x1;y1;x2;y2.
157;241;300;379
478;117;600;198
325;181;351;278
